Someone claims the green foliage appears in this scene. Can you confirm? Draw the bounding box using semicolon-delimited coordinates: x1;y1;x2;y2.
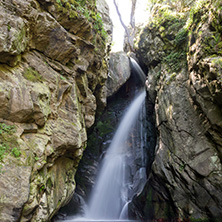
0;123;15;135
179;163;185;171
149;0;195;12
11;147;21;158
175;28;188;46
0;143;9;161
0;123;20;161
185;0;206;30
164;50;187;72
54;0;107;43
152;7;181;28
7;24;11;32
23;67;43;82
69;10;78;18
96;120;113;137
212;57;222;66
166;72;177;85
60;75;66;80
39;184;45;193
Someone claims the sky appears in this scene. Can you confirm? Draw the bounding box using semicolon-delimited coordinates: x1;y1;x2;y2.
105;0;150;52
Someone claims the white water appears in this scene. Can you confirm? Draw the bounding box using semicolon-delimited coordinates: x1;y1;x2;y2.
86;90;146;220
56;59;147;222
129;58;146;84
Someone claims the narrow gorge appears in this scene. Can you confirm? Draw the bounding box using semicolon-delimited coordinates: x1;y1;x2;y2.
0;0;222;222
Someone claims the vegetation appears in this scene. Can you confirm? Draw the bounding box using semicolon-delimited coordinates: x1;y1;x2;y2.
54;0;108;41
146;0;221;76
190;217;210;222
164;50;187;72
149;4;189;73
148;0;195;12
0;123;20;163
23;67;43;82
11;147;21;158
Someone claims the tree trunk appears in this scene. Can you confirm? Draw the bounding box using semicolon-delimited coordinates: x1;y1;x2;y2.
113;0;137;52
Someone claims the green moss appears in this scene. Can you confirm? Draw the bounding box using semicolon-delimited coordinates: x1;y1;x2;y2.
164;50;187;72
23;67;43;82
0;123;20;162
54;0;107;45
69;10;78;18
175;28;188;46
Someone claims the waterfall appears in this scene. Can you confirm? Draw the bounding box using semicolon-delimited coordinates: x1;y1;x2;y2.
86;90;146;220
55;59;147;222
129;58;146;84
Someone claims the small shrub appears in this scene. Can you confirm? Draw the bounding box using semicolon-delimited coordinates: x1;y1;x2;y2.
11;147;21;158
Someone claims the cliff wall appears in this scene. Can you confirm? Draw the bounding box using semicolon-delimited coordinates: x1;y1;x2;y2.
134;0;222;221
0;0;111;221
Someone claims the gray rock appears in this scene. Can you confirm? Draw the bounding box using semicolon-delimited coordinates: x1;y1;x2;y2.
106;52;131;97
134;1;222;221
0;0;110;221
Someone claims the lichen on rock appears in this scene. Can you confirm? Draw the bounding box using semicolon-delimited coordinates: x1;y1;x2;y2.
0;0;110;221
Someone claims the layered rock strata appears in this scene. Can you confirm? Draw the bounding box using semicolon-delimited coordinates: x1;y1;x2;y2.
0;0;111;221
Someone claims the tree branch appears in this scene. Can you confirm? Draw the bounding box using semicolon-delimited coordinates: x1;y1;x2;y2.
113;0;135;52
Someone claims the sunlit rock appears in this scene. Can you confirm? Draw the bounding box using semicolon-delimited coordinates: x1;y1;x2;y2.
0;0;109;221
106;51;131;97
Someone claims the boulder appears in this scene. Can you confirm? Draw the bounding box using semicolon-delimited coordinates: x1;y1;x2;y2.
106;51;131;97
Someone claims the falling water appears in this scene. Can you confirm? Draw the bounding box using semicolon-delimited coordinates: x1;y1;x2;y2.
56;59;147;222
86;90;146;220
129;58;146;84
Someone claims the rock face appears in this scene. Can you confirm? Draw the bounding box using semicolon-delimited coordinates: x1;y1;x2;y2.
106;51;131;97
134;0;222;221
0;0;110;221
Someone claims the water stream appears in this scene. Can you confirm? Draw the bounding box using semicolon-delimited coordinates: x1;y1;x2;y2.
86;90;146;220
56;59;147;222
